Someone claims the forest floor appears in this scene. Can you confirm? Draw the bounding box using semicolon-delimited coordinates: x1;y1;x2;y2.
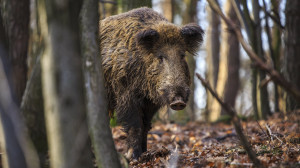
112;112;300;168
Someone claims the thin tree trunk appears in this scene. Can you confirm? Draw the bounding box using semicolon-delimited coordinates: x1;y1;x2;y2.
0;0;29;105
205;0;220;120
161;0;174;22
271;0;282;112
253;0;271;119
81;0;121;167
239;0;259;119
21;0;48;166
21;56;47;166
264;0;280;113
284;0;300;112
210;0;240;122
39;0;93;167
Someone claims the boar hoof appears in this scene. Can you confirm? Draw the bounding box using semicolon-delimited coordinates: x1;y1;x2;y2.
132;148;142;160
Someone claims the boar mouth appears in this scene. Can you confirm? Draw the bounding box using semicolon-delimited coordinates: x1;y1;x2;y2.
170;97;186;111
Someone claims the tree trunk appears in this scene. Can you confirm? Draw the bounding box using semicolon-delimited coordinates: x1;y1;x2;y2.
239;0;259;120
263;0;281;113
210;0;240;122
205;0;220;121
21;56;48;166
0;0;29;105
284;0;300;112
20;0;48;166
81;0;121;167
161;0;174;22
39;0;93;167
253;0;270;119
271;0;283;112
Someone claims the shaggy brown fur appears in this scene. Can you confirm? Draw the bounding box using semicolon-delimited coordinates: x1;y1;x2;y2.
100;7;204;159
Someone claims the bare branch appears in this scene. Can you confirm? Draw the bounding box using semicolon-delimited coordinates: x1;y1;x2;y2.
196;73;264;168
260;5;284;30
231;0;250;38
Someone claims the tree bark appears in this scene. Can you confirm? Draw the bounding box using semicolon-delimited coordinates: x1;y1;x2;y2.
210;0;240;122
205;0;220;120
161;0;174;22
0;0;30;105
21;56;47;166
284;0;300;112
238;0;259;119
270;0;282;112
81;0;121;167
253;0;271;119
20;0;48;166
39;0;93;167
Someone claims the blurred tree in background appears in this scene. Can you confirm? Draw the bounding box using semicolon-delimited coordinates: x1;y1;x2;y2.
208;0;240;122
205;0;220;121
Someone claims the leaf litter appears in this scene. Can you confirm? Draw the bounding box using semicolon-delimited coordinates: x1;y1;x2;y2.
112;112;300;167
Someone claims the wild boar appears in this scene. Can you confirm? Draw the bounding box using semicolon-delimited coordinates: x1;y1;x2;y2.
100;7;204;159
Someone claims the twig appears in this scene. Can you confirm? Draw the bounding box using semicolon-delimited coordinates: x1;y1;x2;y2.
231;0;250;39
256;120;268;137
207;0;300;105
265;123;273;141
260;4;284;30
196;73;264;168
265;124;284;145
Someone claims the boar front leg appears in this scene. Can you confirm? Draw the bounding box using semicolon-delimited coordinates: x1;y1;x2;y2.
116;98;144;159
141;102;158;153
127;125;143;159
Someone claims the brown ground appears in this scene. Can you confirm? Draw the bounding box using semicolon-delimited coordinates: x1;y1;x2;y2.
112;112;300;168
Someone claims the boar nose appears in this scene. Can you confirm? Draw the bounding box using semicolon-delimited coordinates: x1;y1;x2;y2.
170;97;186;111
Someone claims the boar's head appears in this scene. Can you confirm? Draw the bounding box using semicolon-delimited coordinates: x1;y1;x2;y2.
136;23;204;111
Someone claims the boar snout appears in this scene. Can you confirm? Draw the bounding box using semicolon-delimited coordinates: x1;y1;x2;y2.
170;96;186;110
169;86;190;111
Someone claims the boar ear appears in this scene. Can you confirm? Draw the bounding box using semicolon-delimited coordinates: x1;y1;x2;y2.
136;29;159;50
181;23;204;54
